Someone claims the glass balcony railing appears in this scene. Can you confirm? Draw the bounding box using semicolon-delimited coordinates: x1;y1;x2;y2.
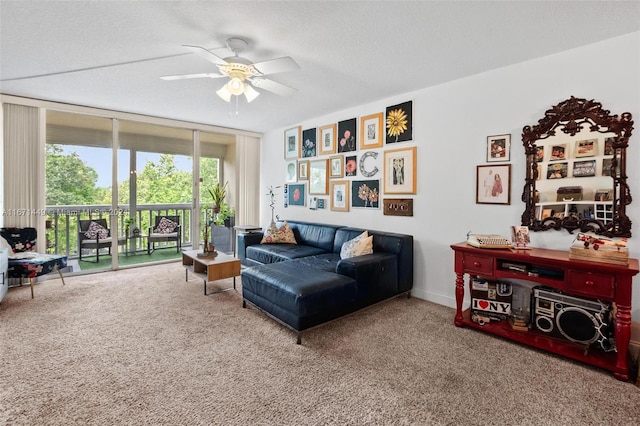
45;203;194;261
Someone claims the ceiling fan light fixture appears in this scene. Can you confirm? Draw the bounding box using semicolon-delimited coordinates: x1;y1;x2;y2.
227;77;245;96
216;85;232;102
244;84;260;103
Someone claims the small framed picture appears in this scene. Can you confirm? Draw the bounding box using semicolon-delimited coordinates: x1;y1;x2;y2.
351;179;380;209
330;180;349;212
285;160;297;183
383;146;417;194
476;164;511;205
337;118;357;153
359;112;384;149
541;208;553;219
345;155;357;177
604;137;615;155
547;162;568;179
329;155;344;178
288;183;306;207
487;134;511;162
536;146;544;162
572;159;596;177
319;123;337;155
575;138;597;158
297;160;309;181
549;144;568;161
284;126;301;159
301;128;317;158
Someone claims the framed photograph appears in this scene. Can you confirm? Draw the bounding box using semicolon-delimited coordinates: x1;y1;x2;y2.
351;180;380;209
284;126;301;159
385;100;413;144
572;159;596;177
345;155;357;177
330;180;349;212
319;123;337;155
285;160;297;183
329;155;344;178
541;208;553;219
487;134;511;162
288;183;306;207
301;128;317;158
604;137;615;155
297;160;309;181
309;159;329;195
476;164;511;205
602;158;614;177
546;162;568;179
549;144;568;161
575;138;597;158
359;112;383;149
383;146;417;194
511;226;530;246
536;146;545;162
337;118;357;153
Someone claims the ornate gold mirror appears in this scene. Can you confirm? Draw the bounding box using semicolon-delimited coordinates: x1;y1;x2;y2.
521;96;634;237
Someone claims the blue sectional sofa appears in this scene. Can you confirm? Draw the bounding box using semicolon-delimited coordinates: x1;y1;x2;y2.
238;220;413;343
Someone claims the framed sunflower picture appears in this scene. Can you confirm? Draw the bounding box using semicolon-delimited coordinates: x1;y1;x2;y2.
385;100;412;144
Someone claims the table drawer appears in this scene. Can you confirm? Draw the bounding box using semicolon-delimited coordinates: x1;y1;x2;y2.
567;270;615;300
463;254;494;277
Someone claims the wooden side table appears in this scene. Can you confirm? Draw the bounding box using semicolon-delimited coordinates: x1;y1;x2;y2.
182;249;241;295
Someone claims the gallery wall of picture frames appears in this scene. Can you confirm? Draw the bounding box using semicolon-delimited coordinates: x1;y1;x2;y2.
282;100;416;216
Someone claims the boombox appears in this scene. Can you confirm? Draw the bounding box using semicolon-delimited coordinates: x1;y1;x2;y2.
532;287;615;352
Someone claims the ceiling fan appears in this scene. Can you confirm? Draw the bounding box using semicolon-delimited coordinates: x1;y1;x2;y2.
161;37;300;103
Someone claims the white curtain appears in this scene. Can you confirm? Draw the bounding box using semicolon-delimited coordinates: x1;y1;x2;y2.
235;135;261;227
2;104;44;240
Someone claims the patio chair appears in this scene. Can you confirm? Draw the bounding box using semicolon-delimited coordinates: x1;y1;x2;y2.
0;227;67;299
78;219;119;263
148;215;181;255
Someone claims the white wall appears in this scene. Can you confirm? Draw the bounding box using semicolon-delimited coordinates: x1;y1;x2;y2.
260;32;640;319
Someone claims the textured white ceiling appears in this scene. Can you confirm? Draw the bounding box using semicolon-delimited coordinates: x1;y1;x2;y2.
1;1;639;133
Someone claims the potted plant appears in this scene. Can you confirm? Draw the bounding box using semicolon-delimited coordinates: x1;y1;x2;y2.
208;181;228;213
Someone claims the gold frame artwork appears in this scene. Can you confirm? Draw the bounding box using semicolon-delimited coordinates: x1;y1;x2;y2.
359;112;384;149
319;123;337;155
383;146;417;194
330;180;350;212
329;155;344;178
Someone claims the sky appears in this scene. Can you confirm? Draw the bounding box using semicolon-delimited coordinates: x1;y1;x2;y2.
61;146;193;187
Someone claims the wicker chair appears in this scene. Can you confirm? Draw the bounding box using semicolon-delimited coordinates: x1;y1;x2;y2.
147;215;181;255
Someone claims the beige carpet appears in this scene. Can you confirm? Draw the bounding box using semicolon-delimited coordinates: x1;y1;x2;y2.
1;262;639;425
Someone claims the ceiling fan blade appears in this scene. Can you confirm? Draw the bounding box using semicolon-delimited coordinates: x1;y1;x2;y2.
252;56;300;75
250;78;297;97
182;44;228;66
161;72;224;80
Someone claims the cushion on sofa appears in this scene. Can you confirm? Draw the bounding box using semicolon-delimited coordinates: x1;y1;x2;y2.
340;231;373;259
246;243;328;264
261;221;297;244
286;221;343;252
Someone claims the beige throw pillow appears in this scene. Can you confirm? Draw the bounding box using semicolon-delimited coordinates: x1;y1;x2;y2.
260;221;297;244
340;231;373;259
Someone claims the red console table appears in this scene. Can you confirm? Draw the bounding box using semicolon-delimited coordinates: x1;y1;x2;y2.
451;242;639;381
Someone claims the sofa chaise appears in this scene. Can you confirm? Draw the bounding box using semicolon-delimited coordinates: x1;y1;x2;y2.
237;220;413;343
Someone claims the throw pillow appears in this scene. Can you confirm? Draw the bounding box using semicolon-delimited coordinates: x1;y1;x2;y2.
84;221;109;239
155;217;178;234
340;231;373;259
260;221;297;244
0;236;14;255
